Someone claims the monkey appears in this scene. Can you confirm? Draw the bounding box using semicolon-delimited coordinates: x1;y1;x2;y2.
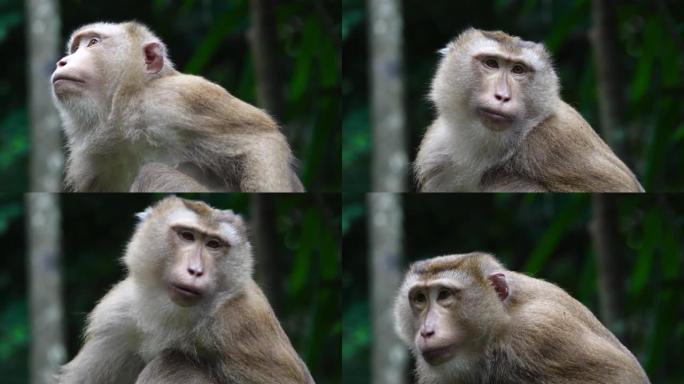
57;196;315;384
51;21;304;192
414;28;644;192
393;252;650;384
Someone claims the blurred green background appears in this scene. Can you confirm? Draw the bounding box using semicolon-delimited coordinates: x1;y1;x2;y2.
343;0;684;192
0;0;340;192
343;193;684;383
0;193;341;384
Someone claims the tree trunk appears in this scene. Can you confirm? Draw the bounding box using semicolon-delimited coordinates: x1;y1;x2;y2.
368;0;407;192
26;0;65;383
590;0;623;149
589;195;624;334
368;193;407;384
590;0;626;337
27;194;65;384
249;195;281;311
27;0;63;192
248;0;283;121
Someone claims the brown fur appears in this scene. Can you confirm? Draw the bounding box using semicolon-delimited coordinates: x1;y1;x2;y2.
395;253;650;384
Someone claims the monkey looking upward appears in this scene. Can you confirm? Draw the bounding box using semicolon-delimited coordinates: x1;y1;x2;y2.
394;252;650;384
51;21;304;192
415;28;643;192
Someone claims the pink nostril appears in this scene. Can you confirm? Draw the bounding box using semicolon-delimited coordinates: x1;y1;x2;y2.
187;267;203;277
56;58;67;67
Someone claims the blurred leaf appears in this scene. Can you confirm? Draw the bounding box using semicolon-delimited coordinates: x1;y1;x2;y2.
523;195;587;274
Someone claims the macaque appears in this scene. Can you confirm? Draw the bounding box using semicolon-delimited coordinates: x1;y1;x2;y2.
415;28;643;192
58;196;314;384
51;22;304;192
394;252;650;384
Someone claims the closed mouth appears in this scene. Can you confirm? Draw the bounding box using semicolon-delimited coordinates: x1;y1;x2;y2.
477;107;513;123
171;283;201;298
52;75;85;84
421;345;456;365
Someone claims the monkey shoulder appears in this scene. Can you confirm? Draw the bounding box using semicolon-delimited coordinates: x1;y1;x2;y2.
144;74;279;134
510;101;641;192
210;280;313;383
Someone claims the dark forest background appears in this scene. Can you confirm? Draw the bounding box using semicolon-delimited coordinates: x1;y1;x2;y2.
0;0;340;192
0;193;341;384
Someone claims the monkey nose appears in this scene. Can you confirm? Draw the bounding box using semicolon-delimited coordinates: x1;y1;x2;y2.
420;328;435;338
187;266;204;277
494;93;511;103
56;58;67;67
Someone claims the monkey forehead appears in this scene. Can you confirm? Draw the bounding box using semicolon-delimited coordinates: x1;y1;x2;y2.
67;22;122;49
67;21;159;52
451;28;551;71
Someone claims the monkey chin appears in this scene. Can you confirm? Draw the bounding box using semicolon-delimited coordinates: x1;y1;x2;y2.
167;283;203;307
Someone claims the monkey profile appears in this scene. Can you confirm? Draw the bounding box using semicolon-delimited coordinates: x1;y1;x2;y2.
51;22;304;192
415;28;643;192
394;252;650;384
57;196;314;384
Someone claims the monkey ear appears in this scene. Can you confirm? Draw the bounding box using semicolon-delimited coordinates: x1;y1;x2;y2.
143;42;164;74
438;43;452;57
135;207;153;221
487;273;509;301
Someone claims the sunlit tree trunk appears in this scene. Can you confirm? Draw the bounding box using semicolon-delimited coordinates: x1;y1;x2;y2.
368;0;407;192
27;193;65;384
26;0;65;383
368;193;406;384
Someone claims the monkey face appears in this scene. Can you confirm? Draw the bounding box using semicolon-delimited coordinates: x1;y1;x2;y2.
125;197;254;308
408;283;465;365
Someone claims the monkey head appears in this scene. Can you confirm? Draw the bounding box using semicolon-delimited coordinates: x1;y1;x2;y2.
431;28;560;136
51;22;174;125
124;196;253;308
394;252;511;369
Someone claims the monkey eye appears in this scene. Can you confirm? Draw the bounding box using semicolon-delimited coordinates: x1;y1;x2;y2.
178;230;195;242
206;239;222;249
511;64;526;74
437;288;451;301
483;58;499;69
86;38;99;48
412;292;427;305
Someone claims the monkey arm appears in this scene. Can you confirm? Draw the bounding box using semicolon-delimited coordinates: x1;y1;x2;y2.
135;351;215;384
130;162;211;192
58;281;144;384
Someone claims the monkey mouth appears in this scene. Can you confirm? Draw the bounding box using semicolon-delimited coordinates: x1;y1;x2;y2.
170;283;202;300
420;345;457;365
52;75;85;85
477;107;514;125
